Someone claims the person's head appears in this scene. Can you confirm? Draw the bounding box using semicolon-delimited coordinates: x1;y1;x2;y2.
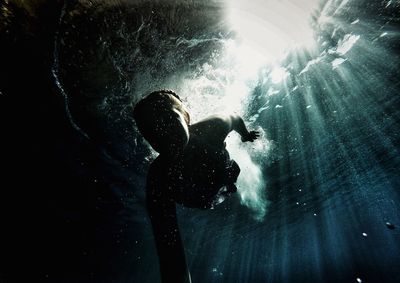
133;90;191;156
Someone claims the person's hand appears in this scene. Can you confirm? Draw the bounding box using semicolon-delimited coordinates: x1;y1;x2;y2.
241;130;260;142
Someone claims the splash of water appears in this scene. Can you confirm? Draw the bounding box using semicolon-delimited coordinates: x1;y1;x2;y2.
226;130;272;220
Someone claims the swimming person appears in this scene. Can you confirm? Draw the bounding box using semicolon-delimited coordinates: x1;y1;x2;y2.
133;90;260;283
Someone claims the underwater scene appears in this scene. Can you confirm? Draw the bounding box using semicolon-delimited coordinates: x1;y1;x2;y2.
0;0;399;282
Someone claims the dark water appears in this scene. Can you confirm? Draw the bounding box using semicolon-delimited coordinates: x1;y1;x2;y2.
0;0;399;282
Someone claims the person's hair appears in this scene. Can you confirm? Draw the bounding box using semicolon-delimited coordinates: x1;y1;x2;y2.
133;90;187;137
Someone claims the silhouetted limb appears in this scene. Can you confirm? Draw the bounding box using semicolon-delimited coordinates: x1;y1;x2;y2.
146;157;192;283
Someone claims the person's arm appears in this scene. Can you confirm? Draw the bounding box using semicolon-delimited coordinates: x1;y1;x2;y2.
229;115;260;142
192;114;259;144
146;163;192;283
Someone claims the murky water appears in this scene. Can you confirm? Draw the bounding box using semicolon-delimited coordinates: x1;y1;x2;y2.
1;0;399;282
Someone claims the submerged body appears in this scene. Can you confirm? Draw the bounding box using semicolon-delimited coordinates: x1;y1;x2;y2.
159;116;241;209
134;90;259;282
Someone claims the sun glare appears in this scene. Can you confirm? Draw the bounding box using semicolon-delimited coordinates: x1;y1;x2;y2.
227;0;319;65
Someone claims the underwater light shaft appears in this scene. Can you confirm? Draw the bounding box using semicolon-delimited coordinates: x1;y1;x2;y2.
180;0;400;281
227;0;319;64
174;0;323;218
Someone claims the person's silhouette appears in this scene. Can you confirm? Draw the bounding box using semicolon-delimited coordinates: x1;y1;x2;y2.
133;90;260;283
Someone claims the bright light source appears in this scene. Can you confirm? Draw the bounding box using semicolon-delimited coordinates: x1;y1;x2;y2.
270;67;289;84
227;0;318;65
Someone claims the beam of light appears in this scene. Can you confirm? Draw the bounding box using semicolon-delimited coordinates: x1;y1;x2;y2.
270;67;289;84
226;0;319;66
169;0;321;220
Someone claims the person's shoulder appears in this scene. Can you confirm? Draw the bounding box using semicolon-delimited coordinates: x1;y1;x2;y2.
198;114;231;123
190;114;231;132
188;115;231;147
